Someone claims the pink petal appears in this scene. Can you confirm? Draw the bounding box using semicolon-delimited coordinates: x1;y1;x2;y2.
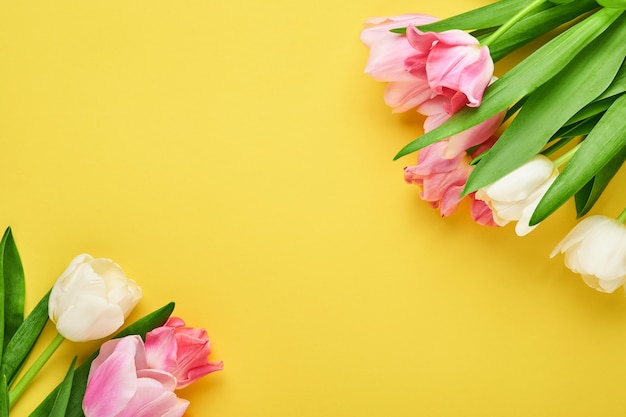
119;376;188;417
384;80;433;113
83;337;143;417
470;196;498;226
145;327;178;374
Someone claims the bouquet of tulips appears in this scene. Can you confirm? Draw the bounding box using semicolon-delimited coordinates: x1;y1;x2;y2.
361;0;626;293
0;227;222;416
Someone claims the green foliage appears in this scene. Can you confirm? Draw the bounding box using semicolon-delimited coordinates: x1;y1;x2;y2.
48;357;77;417
574;146;626;217
0;291;50;387
596;0;626;7
0;228;26;357
531;94;626;224
0;376;8;417
464;11;626;194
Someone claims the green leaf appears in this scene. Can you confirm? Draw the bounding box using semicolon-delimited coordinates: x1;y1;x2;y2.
574;144;626;217
464;11;626;194
563;96;619;127
394;7;624;160
0;228;26;356
487;0;599;61
595;61;626;100
1;291;50;387
531;93;626;224
0;375;8;417
48;357;77;417
552;113;604;139
29;302;175;417
419;0;553;32
597;0;626;7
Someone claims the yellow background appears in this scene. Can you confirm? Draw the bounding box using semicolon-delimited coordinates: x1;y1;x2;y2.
1;0;625;416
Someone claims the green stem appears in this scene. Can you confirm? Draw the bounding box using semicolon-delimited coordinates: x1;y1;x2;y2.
552;142;582;168
482;0;548;46
617;208;626;224
8;333;65;409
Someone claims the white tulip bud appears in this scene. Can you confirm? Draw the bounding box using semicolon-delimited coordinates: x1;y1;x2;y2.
49;254;142;342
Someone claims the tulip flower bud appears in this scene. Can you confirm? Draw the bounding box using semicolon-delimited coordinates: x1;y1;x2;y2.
475;155;558;236
145;317;223;389
49;254;142;342
551;215;626;293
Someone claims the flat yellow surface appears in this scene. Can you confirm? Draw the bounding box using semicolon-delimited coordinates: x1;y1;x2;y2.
1;0;625;416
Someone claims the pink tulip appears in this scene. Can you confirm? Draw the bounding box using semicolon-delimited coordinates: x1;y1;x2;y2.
470;197;498;227
145;317;223;389
361;14;441;113
83;336;189;417
419;88;504;158
405;27;493;109
404;135;499;223
361;14;439;82
404;141;473;216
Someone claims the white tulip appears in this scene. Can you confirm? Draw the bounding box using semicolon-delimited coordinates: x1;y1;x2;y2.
551;215;626;293
475;155;558;236
49;254;142;342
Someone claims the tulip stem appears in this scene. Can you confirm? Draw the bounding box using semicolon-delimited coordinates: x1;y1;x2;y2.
617;208;626;224
552;142;582;168
481;0;547;47
8;333;65;409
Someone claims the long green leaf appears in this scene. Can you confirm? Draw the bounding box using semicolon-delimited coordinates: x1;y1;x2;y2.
564;96;619;127
595;61;626;100
418;0;551;32
29;302;175;417
49;357;77;417
531;93;626;224
0;291;50;387
487;0;599;61
574;144;626;217
0;228;26;360
0;376;7;417
552;113;604;139
464;11;626;194
394;7;623;160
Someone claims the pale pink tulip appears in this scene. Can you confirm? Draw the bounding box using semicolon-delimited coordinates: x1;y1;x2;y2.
419;89;504;158
83;336;189;417
404;141;473;216
361;14;438;82
404;136;499;223
145;317;223;389
361;14;440;113
405;27;493;109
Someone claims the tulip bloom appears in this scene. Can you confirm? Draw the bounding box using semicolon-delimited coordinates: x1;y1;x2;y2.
361;14;440;113
419;90;504;158
404;141;473;217
405;27;494;111
361;15;494;114
49;254;142;342
83;336;189;417
551;215;626;293
361;14;439;83
145;317;223;389
475;155;558;236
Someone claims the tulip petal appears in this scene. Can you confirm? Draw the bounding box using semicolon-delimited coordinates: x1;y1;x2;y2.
55;295;124;342
145;327;178;374
83;338;141;417
120;376;188;417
